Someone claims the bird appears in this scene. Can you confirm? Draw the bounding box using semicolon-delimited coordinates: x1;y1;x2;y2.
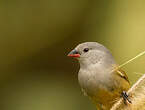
68;42;131;110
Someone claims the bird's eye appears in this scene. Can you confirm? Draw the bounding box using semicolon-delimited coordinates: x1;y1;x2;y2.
83;48;89;52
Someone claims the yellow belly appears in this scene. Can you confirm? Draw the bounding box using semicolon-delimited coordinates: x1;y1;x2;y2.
89;88;121;110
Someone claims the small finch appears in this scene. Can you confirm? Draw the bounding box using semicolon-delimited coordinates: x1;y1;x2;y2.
68;42;131;110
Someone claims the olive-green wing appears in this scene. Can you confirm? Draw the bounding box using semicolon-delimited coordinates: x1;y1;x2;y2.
116;69;130;84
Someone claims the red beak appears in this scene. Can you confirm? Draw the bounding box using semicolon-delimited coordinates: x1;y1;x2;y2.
67;49;80;58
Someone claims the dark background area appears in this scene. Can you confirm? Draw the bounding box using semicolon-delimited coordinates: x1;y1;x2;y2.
0;0;145;110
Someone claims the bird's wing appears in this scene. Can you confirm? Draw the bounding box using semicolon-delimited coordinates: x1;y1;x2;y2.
116;69;130;84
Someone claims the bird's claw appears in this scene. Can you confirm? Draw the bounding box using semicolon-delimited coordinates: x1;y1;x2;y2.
121;91;132;104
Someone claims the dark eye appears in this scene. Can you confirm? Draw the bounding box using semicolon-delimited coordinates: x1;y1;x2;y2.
83;48;89;52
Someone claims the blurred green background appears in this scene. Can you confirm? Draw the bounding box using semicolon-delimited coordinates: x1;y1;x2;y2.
0;0;145;110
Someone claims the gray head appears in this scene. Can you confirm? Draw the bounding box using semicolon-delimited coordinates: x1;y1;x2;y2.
68;42;116;68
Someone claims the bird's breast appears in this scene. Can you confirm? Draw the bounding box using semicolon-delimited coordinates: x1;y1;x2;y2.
78;65;111;95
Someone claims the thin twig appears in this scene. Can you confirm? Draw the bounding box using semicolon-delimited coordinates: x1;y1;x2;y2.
119;51;145;68
111;74;145;110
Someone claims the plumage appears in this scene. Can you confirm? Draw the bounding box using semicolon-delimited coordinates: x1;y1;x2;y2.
68;42;130;110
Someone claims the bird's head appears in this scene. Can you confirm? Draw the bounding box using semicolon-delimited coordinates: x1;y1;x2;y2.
68;42;116;68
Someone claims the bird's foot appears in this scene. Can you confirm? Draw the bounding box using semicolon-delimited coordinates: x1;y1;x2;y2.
121;91;132;104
